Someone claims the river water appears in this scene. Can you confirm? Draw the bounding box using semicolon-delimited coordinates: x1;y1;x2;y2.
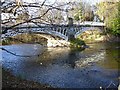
1;42;120;88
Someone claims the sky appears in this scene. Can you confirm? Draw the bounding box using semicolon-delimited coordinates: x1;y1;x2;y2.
1;0;102;19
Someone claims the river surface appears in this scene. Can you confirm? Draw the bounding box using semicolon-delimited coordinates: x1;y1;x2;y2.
1;42;120;88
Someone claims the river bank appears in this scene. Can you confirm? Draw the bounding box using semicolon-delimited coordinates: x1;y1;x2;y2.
2;68;52;89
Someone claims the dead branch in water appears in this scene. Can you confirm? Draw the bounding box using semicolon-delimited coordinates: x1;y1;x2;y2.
0;47;43;57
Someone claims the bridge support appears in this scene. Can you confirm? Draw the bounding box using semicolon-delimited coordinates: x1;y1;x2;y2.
67;17;76;41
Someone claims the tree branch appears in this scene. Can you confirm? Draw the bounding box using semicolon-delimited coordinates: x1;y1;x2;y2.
4;8;51;30
0;47;45;57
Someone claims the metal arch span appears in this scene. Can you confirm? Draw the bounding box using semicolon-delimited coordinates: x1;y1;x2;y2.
2;22;105;41
2;26;69;41
74;26;103;38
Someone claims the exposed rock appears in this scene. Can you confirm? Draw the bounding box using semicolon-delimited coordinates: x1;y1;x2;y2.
47;40;70;47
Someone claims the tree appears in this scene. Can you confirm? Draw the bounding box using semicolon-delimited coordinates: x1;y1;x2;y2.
67;2;94;22
96;1;120;36
1;0;72;30
109;2;120;35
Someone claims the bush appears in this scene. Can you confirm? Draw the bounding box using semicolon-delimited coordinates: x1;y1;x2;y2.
70;38;86;48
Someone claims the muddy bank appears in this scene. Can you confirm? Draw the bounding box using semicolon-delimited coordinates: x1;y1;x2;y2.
2;68;52;89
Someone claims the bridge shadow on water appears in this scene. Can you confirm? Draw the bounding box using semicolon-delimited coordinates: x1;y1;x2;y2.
63;48;85;68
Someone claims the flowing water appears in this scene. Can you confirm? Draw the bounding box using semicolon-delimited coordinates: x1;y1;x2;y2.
1;42;120;88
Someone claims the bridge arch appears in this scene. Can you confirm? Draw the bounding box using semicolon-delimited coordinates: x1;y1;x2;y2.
2;26;69;40
2;31;70;47
74;26;104;38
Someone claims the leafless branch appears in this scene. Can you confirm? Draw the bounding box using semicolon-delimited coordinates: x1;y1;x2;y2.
4;8;51;30
1;0;76;32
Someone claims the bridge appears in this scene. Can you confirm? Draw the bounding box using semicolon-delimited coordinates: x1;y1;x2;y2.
2;21;105;47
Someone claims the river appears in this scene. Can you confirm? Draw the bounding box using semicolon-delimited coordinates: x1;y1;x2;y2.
1;42;120;88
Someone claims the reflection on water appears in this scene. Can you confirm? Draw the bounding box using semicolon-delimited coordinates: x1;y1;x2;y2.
98;43;120;69
75;50;106;68
1;42;120;88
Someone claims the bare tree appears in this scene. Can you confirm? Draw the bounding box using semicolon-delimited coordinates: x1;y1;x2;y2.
1;0;95;33
1;0;74;30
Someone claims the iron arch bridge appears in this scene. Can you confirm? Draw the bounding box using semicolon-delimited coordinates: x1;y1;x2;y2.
2;21;105;41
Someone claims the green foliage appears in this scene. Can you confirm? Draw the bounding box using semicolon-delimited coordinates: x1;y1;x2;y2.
96;1;120;36
70;38;86;48
2;38;12;45
74;9;83;21
109;18;120;35
108;2;120;35
74;14;80;21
